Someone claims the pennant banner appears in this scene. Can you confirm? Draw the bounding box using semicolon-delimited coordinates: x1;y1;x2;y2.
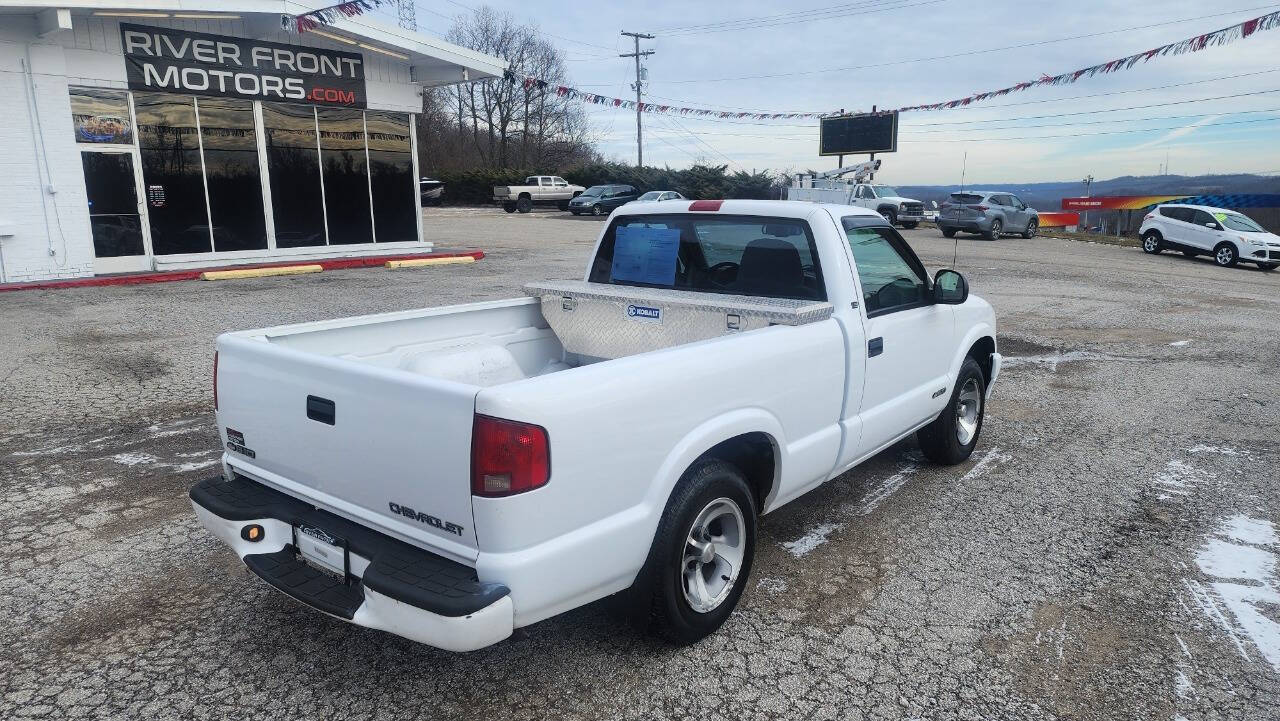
507;9;1280;120
281;0;396;34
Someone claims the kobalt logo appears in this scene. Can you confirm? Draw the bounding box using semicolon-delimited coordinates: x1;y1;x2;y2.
627;304;661;320
388;502;465;536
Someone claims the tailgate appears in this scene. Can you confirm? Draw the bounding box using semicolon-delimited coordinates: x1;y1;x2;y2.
215;335;479;560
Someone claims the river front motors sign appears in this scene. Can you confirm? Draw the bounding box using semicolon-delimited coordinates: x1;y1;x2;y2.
121;23;367;107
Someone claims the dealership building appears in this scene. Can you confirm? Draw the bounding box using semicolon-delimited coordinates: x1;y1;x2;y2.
0;2;504;283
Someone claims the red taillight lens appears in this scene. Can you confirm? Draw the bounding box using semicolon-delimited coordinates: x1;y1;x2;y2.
688;199;724;211
471;414;549;497
1144;213;1154;220
213;351;219;411
972;205;989;211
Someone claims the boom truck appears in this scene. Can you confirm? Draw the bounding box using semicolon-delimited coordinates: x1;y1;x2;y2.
786;159;925;229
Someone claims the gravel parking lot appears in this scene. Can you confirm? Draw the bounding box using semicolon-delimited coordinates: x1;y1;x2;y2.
2;206;1278;720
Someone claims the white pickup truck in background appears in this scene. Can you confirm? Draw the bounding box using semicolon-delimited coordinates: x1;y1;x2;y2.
493;175;585;213
191;200;1000;651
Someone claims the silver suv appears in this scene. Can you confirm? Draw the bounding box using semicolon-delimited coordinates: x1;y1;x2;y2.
936;191;1039;240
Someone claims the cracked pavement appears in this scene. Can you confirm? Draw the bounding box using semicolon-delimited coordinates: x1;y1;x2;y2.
2;209;1278;720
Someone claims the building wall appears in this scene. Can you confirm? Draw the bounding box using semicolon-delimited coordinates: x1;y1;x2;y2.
0;14;424;283
0;21;96;283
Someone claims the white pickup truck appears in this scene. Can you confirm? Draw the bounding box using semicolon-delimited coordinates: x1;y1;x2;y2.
191;200;1001;652
493;175;585;213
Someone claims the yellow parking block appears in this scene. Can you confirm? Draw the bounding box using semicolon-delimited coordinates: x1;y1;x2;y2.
199;264;323;281
385;256;477;269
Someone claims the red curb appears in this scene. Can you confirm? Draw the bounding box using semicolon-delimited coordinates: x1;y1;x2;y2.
0;250;485;293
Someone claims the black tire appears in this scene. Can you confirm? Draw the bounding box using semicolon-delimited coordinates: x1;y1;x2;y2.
516;196;533;214
917;357;986;465
630;459;757;645
557;200;570;211
1022;218;1038;239
502;202;517;213
1213;242;1238;268
591;203;604;216
1141;231;1162;254
942;228;957;238
569;211;579;216
902;221;919;230
880;208;897;226
1260;263;1277;271
984;219;1002;241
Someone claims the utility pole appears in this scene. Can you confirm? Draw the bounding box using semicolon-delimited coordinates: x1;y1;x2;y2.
620;31;654;167
1081;174;1094;232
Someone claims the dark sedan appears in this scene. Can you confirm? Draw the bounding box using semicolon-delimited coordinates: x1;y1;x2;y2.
568;184;640;216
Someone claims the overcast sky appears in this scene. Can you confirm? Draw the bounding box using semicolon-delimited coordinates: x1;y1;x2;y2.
392;0;1280;185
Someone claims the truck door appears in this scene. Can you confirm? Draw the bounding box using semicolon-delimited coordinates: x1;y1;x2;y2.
839;217;954;460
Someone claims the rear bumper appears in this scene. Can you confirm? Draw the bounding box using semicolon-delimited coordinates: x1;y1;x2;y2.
190;476;513;652
936;218;991;232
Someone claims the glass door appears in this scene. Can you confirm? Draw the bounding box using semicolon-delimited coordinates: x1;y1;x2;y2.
82;149;152;274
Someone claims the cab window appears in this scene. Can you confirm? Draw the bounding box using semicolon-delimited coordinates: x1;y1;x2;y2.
841;218;928;316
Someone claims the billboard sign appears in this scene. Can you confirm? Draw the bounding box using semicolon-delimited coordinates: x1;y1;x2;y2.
819;112;898;156
121;23;367;107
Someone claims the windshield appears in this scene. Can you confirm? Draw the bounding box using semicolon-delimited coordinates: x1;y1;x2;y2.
871;186;902;198
581;186;608;197
638;191;662;200
1217;212;1265;232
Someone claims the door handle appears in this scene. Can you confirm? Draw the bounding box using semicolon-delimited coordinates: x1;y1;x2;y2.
868;337;883;357
306;395;336;425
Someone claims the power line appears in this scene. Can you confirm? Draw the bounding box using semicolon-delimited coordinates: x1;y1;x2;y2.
578;4;1280;85
654;0;943;36
902;115;1280;143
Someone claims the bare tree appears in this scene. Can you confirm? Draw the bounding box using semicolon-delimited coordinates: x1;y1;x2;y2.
417;7;599;172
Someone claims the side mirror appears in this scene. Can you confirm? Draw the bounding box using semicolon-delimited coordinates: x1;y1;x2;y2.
933;269;968;305
1205;222;1219;229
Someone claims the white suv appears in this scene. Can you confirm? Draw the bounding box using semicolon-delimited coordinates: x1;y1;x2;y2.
1140;204;1279;270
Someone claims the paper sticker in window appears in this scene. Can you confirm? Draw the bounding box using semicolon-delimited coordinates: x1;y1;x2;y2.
611;226;680;285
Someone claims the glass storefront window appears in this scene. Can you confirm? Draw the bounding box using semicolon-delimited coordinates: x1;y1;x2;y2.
263;103;327;248
365;111;418;243
317;107;374;245
135;92;212;255
198;98;268;252
70;88;133;145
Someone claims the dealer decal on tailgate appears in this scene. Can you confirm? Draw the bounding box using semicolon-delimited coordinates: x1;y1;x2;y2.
225;427;256;459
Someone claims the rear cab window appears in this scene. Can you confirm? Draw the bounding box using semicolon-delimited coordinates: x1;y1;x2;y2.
589;214;827;300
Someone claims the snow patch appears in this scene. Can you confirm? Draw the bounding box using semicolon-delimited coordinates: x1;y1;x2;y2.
851;463;919;517
171;459;220;473
1169;340;1192;347
1174;669;1195;699
111;453;158;467
782;523;842;557
1187;444;1250;458
1000;350;1119;371
1219;515;1279;547
756;578;788;593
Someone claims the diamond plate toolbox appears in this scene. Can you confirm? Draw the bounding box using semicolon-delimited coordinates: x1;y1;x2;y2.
523;280;833;360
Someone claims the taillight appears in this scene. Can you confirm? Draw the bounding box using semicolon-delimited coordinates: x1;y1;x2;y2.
213;351;219;411
688;199;723;211
471;414;549;497
972;205;989;211
1144;213;1154;220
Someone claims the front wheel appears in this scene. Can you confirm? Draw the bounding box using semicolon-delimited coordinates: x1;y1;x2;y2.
591;203;604;216
942;228;957;238
1141;231;1162;254
917;357;986;465
1214;242;1238;267
901;221;918;230
630;459;757;645
1260;263;1277;271
880;208;897;226
984;219;1002;241
1022;218;1038;239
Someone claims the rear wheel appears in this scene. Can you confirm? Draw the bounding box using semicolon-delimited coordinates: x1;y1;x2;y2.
1022;218;1038;239
1259;263;1277;271
1141;231;1162;254
942;228;957;238
630;459;757;645
516;196;533;213
917;357;985;465
984;219;1002;241
502;201;517;213
1214;242;1238;268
